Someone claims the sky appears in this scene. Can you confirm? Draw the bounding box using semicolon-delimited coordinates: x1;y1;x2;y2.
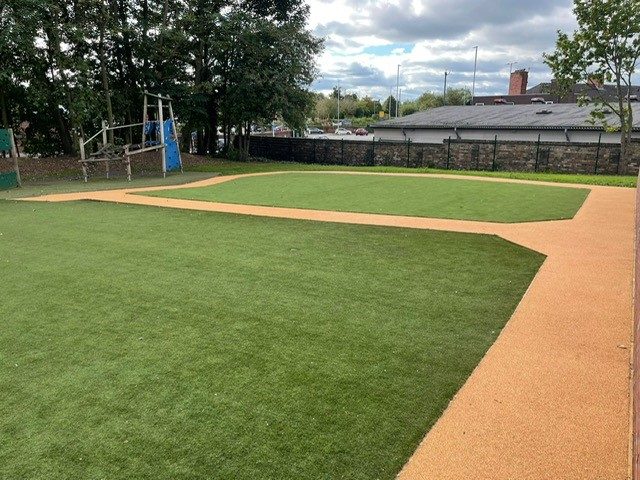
306;0;578;101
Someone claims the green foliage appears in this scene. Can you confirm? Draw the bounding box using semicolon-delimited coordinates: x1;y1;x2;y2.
544;0;640;171
0;0;322;156
0;200;542;478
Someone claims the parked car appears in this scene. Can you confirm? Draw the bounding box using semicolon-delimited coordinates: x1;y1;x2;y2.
355;128;369;136
335;128;351;135
307;127;324;135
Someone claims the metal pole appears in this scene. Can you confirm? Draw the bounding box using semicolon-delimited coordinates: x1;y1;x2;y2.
471;46;478;105
396;64;400;118
399;89;402;117
372;136;375;166
337;84;340;125
443;71;449;106
492;134;498;171
594;132;602;174
535;134;541;172
406;138;410;167
446;136;451;169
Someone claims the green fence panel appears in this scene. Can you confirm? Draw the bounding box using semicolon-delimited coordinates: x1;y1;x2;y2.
0;171;18;190
0;129;11;152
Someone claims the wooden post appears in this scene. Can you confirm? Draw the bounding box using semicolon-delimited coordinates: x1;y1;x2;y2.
101;120;108;147
124;146;132;182
158;96;166;177
8;129;21;187
141;92;148;147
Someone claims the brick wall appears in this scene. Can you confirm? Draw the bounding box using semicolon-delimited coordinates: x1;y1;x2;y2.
248;136;639;175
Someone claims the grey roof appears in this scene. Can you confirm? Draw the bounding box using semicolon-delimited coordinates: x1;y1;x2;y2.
373;103;640;131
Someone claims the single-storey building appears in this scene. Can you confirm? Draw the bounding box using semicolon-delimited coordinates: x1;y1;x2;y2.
372;103;640;144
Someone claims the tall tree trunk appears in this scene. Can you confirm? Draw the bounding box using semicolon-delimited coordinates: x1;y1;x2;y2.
0;89;9;129
45;9;77;154
99;0;115;143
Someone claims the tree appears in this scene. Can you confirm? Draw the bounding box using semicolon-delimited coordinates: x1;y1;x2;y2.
382;96;398;117
544;0;640;172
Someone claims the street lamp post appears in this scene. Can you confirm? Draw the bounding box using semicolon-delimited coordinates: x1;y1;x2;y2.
396;64;400;117
443;71;450;106
471;46;478;105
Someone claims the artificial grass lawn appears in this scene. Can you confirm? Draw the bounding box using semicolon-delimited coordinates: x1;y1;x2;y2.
144;172;589;223
0;171;217;200
0;200;544;479
187;160;638;187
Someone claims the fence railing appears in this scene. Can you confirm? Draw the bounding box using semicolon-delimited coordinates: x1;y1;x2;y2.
248;135;633;175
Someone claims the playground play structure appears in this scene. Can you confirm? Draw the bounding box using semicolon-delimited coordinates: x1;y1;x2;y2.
79;92;182;181
0;128;21;190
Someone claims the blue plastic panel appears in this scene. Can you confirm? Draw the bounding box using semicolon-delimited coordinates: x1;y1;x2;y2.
163;119;181;172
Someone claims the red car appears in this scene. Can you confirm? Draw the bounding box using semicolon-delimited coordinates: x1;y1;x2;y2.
355;128;369;136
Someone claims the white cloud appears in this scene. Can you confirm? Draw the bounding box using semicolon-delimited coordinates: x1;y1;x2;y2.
307;0;578;99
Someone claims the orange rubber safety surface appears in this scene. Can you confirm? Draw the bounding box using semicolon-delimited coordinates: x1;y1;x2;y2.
23;172;635;479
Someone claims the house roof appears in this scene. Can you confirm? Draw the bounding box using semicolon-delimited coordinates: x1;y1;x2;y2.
527;82;640;99
372;103;640;131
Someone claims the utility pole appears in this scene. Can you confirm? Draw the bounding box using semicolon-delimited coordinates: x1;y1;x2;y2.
336;83;340;126
396;64;400;118
471;46;478;105
399;89;402;117
443;71;450;106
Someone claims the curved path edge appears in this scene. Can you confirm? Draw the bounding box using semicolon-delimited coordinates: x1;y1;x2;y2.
23;172;635;479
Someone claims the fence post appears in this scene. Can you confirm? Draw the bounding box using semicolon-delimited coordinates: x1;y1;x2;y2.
534;134;541;172
492;135;498;171
446;136;451;170
372;136;376;166
594;133;602;174
313;137;317;164
288;137;292;162
406;139;411;167
341;138;344;164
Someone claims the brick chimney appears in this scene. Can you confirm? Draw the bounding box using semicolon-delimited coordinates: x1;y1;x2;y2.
509;69;529;95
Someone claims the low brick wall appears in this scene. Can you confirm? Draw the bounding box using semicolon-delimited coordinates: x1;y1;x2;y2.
0;152;212;182
249;136;640;175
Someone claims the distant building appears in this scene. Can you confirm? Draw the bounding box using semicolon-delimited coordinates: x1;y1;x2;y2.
473;70;640;106
372;103;640;144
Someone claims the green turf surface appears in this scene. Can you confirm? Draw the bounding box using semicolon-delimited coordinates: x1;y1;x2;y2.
144;172;589;223
186;160;638;187
0;172;217;200
0;200;543;479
